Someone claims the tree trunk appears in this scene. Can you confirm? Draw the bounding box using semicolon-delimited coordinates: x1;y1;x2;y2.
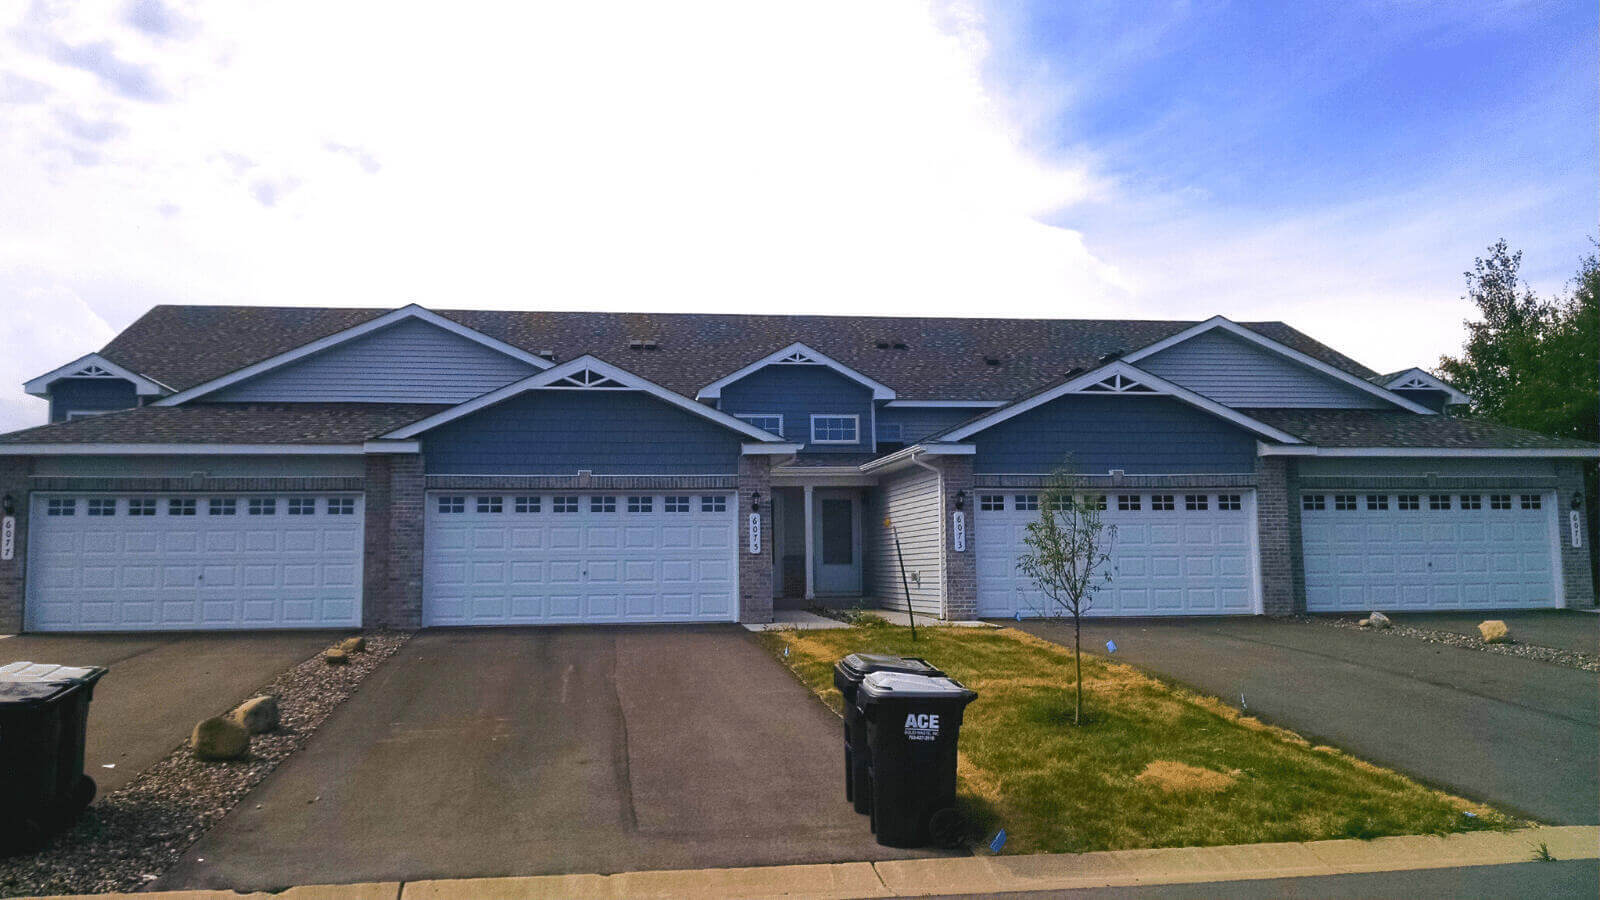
1073;613;1082;725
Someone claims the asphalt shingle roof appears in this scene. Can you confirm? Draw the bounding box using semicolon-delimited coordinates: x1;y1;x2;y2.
1239;409;1597;450
97;306;1381;403
0;403;447;445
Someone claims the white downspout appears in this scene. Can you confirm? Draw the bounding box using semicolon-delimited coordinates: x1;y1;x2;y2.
909;450;946;621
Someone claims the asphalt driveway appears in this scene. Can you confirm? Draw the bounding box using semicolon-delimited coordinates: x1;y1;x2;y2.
0;631;341;794
156;626;933;892
1013;616;1598;825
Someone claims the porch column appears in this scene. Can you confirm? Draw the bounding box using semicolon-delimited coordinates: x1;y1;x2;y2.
803;484;815;600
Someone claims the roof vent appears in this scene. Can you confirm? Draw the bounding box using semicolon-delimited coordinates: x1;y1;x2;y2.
1098;350;1124;363
643;341;659;351
629;340;644;350
875;341;890;350
1064;366;1085;377
892;342;908;350
983;356;1001;366
537;350;557;361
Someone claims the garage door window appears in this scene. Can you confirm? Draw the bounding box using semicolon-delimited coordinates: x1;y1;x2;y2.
981;494;1005;511
1301;494;1325;511
329;497;356;515
1151;494;1175;511
1185;494;1209;511
87;498;115;516
514;496;540;513
1490;494;1511;510
1333;494;1357;511
1429;494;1450;510
1117;494;1140;511
1397;494;1420;510
701;495;727;512
45;498;76;516
1460;494;1481;510
665;496;690;512
210;498;238;515
1520;494;1542;509
249;498;276;515
1218;494;1242;511
1366;494;1387;510
1014;494;1039;511
627;496;653;513
476;496;503;514
438;496;466;514
129;498;156;516
554;495;579;513
289;497;317;515
591;496;616;513
169;498;197;516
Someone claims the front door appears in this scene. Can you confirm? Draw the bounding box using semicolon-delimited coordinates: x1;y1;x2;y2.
812;490;861;596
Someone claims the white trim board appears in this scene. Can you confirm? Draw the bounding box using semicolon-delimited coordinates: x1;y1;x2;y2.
1257;444;1600;459
696;342;896;401
381;355;791;444
152;305;552;406
882;399;1005;408
1382;368;1471;405
1120;316;1436;415
808;413;861;444
25;353;171;398
934;361;1305;444
0;442;419;456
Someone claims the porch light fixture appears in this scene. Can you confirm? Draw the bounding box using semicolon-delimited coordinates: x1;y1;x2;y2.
750;491;761;512
1573;492;1584;510
1;494;11;516
953;490;966;510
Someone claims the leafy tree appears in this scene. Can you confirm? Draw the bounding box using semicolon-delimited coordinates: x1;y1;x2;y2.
1016;465;1115;725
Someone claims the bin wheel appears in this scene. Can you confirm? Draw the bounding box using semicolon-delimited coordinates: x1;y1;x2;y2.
73;775;97;811
928;806;967;848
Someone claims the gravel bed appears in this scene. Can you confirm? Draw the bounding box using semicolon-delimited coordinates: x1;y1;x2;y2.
0;631;410;898
1313;617;1600;672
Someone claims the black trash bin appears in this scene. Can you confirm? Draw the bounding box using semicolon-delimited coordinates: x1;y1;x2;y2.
0;661;108;852
858;670;977;848
831;653;943;814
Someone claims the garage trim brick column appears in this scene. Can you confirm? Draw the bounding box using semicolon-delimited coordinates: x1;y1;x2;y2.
366;453;424;629
0;455;31;633
935;455;976;621
739;455;774;624
1254;455;1297;616
1557;460;1597;607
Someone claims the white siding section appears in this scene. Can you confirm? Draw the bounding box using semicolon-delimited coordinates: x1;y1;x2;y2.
865;468;942;618
1140;330;1391;409
212;319;537;403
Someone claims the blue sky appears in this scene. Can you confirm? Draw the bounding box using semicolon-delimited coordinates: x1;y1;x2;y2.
0;1;1593;429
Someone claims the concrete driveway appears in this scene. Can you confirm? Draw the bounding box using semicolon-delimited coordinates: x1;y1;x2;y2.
1013;616;1598;825
0;631;341;794
156;626;933;892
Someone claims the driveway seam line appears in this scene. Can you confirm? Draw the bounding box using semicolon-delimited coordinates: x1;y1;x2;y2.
611;635;640;833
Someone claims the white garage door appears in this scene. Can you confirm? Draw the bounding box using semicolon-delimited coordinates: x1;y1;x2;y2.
27;493;364;632
976;490;1257;617
423;492;738;625
1302;491;1558;611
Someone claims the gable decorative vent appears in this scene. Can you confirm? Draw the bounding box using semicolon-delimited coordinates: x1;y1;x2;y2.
1078;373;1158;393
775;350;818;364
68;364;119;378
1392;375;1436;390
548;368;628;389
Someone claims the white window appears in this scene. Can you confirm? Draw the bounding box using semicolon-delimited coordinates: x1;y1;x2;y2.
87;498;116;516
701;495;727;513
288;497;317;515
1397;494;1420;511
664;496;690;513
1185;494;1210;511
210;498;238;516
627;496;653;513
1117;494;1141;511
1429;494;1450;511
1085;494;1107;511
1460;494;1482;510
1490;494;1512;510
1366;494;1388;511
1218;494;1242;511
1151;495;1176;511
1333;495;1357;511
810;415;859;444
1520;494;1542;510
248;498;277;516
979;494;1004;511
46;498;76;516
590;496;616;513
1302;494;1326;511
328;497;356;515
553;496;579;513
169;498;198;516
514;496;540;514
128;498;157;516
438;495;466;514
1014;494;1039;511
476;496;503;514
736;414;783;437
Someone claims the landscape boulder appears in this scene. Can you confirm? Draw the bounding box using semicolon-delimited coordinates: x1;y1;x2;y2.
1367;611;1392;629
339;636;367;653
230;695;280;734
192;717;249;761
324;648;350;665
1478;620;1511;644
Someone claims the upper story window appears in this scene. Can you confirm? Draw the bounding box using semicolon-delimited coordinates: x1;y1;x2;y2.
810;414;859;444
735;414;783;437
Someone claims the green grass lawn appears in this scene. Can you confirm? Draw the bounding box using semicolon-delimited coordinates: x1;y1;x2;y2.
759;620;1514;855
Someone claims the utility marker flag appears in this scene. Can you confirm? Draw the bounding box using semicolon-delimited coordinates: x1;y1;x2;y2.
783;646;790;658
1014;611;1022;622
1106;640;1118;653
989;829;1007;853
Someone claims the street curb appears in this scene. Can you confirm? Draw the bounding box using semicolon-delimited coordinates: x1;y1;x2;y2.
23;825;1596;899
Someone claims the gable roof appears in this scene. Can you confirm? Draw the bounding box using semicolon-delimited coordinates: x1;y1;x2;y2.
24;352;171;398
150;305;553;406
1121;316;1433;415
0;402;444;452
381;355;797;447
1376;368;1471;405
1242;409;1598;454
696;342;895;400
93;305;1379;403
930;360;1306;444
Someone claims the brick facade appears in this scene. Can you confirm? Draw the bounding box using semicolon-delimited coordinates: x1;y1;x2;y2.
1556;460;1597;607
933;455;977;621
1254;455;1298;616
0;456;31;633
737;455;774;624
361;453;424;629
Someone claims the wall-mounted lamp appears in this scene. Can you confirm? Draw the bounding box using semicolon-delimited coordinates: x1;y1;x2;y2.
1;494;12;517
1573;492;1584;511
750;490;761;513
953;490;966;510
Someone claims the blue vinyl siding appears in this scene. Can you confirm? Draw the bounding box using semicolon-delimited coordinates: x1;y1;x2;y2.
972;395;1257;475
1139;330;1390;409
877;406;980;444
423;390;742;475
719;365;873;452
213;318;537;403
49;378;138;422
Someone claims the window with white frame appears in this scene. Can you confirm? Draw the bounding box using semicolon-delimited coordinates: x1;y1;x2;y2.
128;498;157;516
1334;494;1357;511
665;496;690;513
1014;494;1039;511
248;497;277;516
46;497;76;516
627;495;653;513
701;495;727;513
514;496;539;514
476;496;503;514
169;498;198;516
1085;494;1107;511
288;497;317;515
1117;494;1141;511
735;414;783;437
1302;494;1325;511
979;494;1004;511
438;495;466;514
1429;494;1450;511
1185;494;1210;511
1397;494;1420;510
210;497;238;516
1366;494;1388;511
553;495;579;513
328;497;356;515
1489;494;1511;510
1151;494;1175;511
1217;494;1242;511
1459;494;1482;510
87;498;116;516
590;495;616;513
1520;494;1542;510
809;414;859;444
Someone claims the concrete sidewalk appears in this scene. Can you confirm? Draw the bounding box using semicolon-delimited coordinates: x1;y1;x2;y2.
34;825;1596;899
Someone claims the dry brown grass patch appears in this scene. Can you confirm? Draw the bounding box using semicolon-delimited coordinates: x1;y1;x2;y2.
1136;760;1239;794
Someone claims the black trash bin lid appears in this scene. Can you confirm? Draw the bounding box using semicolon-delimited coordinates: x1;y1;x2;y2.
0;662;108;708
858;671;977;703
838;653;944;680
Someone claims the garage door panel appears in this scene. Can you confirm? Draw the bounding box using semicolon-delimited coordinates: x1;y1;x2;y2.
977;491;1256;617
423;492;738;626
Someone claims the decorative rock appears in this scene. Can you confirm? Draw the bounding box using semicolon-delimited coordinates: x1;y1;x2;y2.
230;695;280;734
1367;611;1392;629
339;636;367;653
1478;620;1511;644
191;716;249;761
324;648;350;665
1358;618;1371;628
